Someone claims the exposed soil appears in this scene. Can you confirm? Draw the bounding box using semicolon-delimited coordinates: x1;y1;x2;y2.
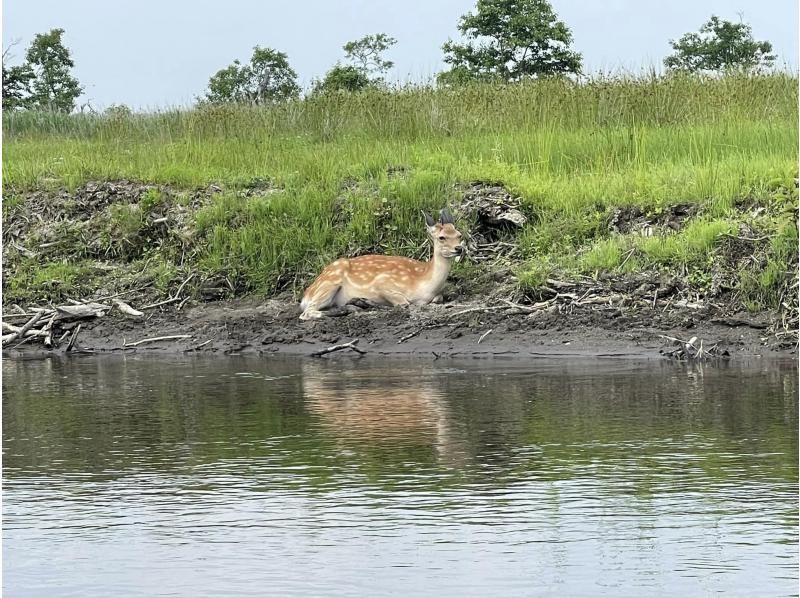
2;292;793;361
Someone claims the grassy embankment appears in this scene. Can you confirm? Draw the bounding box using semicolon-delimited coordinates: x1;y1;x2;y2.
2;73;798;314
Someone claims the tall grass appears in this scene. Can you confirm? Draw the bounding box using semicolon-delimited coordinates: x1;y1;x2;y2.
2;73;798;305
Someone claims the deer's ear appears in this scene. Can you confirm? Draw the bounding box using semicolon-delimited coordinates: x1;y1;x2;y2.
422;211;435;227
439;209;454;224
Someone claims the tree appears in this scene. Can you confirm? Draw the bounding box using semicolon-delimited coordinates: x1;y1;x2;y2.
312;33;396;94
24;28;83;112
311;65;372;94
205;46;300;104
343;33;397;80
439;0;582;84
664;16;776;73
3;43;35;110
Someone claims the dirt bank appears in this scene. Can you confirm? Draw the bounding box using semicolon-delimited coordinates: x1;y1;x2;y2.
3;180;796;361
2;293;793;361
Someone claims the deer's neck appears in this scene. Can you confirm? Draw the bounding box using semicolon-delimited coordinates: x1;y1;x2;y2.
422;249;453;295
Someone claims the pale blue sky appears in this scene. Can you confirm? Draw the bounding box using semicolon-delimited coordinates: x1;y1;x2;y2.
3;0;797;109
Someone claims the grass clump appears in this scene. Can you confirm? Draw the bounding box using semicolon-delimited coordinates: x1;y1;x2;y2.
5;260;99;304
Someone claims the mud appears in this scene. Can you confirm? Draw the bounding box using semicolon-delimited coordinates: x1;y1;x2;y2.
3;294;793;361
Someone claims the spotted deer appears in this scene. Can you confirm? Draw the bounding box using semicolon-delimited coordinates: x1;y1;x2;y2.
299;209;464;320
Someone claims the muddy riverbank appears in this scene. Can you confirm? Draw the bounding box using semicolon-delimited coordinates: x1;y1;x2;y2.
2;294;793;361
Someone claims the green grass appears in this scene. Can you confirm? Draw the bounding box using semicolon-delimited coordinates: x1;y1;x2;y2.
2;73;798;308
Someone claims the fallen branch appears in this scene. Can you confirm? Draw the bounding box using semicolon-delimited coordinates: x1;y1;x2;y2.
2;311;44;346
310;338;366;357
66;324;82;353
43;312;57;348
658;334;729;361
123;334;193;348
2;330;47;345
55;303;110;320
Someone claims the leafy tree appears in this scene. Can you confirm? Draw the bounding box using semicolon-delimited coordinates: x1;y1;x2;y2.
2;44;35;110
343;33;397;80
24;28;83;112
205;46;300;104
439;0;582;84
312;33;396;94
311;64;372;94
664;16;776;73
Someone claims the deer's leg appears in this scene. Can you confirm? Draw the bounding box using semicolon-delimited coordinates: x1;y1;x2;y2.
300;282;342;321
380;289;411;307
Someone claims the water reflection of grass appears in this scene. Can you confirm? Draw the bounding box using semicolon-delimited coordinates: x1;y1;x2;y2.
2;359;796;493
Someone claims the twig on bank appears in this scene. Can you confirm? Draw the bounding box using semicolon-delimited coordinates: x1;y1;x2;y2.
123;334;193;348
184;339;212;352
91;286;151;304
310;338;366;357
398;329;420;343
447;305;509;318
174;273;196;299
477;328;493;344
140;297;181;310
500;298;555;312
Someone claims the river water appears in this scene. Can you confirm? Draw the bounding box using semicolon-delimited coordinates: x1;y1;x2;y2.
2;355;797;597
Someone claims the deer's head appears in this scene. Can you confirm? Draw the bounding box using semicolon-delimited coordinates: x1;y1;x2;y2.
423;209;464;259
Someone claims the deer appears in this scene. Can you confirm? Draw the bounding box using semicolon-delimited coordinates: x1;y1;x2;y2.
299;209;464;320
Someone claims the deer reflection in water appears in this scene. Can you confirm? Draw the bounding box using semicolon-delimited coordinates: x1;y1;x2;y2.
302;361;468;468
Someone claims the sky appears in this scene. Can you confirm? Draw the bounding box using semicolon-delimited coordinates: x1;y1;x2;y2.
3;0;797;110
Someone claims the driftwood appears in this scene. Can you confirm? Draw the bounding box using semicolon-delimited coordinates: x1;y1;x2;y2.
43;312;57;348
2;311;44;346
114;300;144;318
659;334;730;361
55;303;110;320
310;338;367;358
66;324;82;352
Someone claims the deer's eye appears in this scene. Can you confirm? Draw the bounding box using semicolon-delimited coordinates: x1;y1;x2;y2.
438;236;446;241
